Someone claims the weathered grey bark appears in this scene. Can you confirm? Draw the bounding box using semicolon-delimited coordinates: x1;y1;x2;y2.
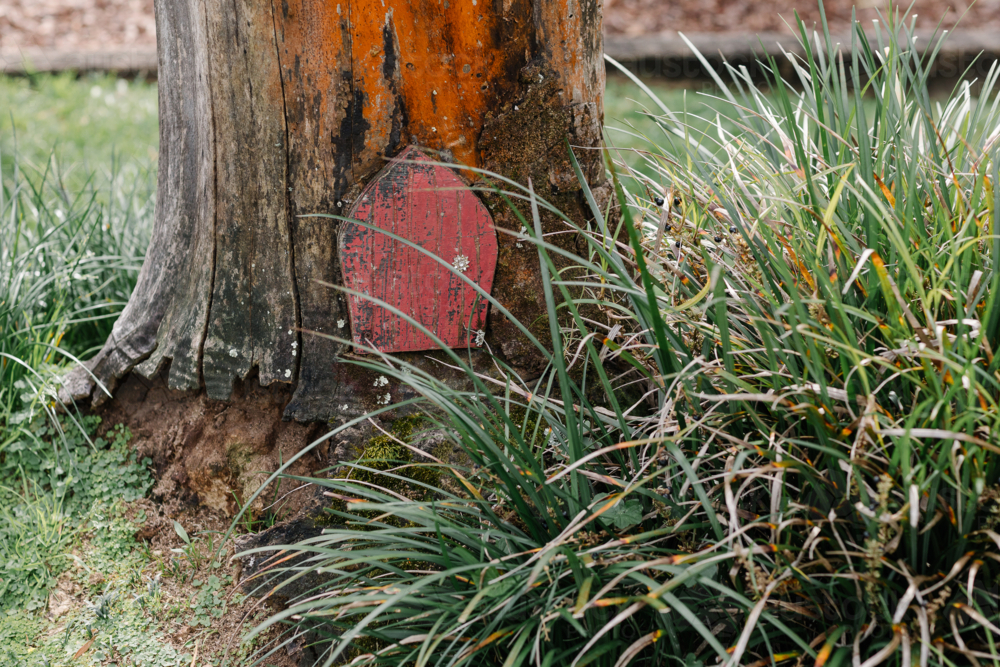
63;0;608;423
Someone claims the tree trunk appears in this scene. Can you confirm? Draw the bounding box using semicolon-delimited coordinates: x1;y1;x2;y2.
63;0;608;423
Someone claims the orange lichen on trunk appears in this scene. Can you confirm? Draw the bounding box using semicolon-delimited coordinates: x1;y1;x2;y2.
351;0;532;171
273;0;600;181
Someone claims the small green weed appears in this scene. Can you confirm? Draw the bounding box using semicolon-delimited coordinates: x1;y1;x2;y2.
189;574;239;629
230;488;282;534
0;415;152;613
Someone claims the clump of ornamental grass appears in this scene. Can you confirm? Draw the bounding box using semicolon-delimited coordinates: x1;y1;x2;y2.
0;150;153;427
606;4;1000;664
240;5;1000;667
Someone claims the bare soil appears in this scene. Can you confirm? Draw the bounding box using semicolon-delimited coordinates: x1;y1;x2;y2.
3;0;998;53
44;496;301;666
95;368;330;520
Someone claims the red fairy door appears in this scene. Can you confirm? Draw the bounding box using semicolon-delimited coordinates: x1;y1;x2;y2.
339;146;499;353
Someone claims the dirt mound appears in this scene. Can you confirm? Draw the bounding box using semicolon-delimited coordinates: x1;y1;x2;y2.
94;368;331;520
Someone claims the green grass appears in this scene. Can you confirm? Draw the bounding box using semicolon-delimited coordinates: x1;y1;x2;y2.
604;75;738;177
0;73;158;190
0;73;157;422
0;73;198;667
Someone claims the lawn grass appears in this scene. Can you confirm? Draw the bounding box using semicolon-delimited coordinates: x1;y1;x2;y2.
0;74;157;418
0;72;158;189
604;74;737;175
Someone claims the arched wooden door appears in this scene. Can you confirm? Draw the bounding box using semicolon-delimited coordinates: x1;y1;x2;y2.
339;147;498;353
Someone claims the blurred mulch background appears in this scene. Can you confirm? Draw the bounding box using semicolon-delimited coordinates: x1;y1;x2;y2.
1;0;998;52
604;0;1000;35
0;1;155;51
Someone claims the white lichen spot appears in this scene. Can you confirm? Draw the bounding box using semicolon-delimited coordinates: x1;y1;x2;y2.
376;392;392;406
374;375;389;387
453;254;470;272
291;341;298;348
292;350;297;357
285;369;292;378
474;329;486;346
228;348;238;358
341;404;349;410
337;319;346;329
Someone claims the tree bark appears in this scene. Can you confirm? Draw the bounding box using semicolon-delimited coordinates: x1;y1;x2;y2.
63;0;608;423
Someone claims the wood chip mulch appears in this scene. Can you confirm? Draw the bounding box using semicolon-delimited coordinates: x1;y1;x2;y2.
1;1;997;57
0;0;155;52
604;0;1000;36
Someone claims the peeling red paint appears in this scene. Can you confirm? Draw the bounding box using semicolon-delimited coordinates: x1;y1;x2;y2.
339;146;498;353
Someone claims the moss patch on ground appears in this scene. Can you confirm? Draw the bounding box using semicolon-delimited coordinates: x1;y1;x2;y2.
346;414;441;501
